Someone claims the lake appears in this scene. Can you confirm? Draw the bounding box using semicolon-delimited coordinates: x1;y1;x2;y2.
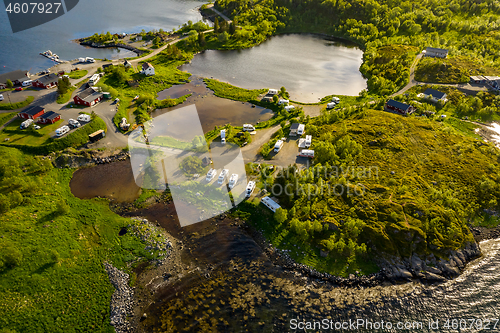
0;0;204;74
179;34;367;103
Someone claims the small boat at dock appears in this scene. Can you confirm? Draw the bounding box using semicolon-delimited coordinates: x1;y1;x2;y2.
40;50;64;63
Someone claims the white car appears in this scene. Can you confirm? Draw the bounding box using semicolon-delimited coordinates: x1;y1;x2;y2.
0;94;3;101
34;125;41;130
218;169;229;185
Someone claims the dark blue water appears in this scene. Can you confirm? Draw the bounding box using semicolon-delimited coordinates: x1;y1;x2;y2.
0;0;204;74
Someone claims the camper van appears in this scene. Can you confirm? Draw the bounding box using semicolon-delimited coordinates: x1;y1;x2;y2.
299;149;315;158
332;97;340;103
245;181;256;198
228;174;238;189
297;124;305;136
305;135;312;148
218;169;229;185
220;129;226;144
274;140;284;153
22;80;33;87
86;57;95;63
77;114;91;122
326;102;336;109
243;124;255;132
284;105;295;112
78;57;86;63
88;74;100;86
278;99;289;105
206;168;217;182
20;119;33;129
68;119;81;128
261;196;281;212
267;89;278;95
56;125;70;137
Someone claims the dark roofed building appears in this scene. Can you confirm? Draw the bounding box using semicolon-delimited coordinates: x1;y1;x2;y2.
73;87;104;107
37;111;61;124
0;70;30;87
18;106;45;120
33;73;59;89
424;47;448;58
384;99;415;115
423;88;447;102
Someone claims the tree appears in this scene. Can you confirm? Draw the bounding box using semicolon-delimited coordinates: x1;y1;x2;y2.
6;79;13;88
0;245;22;271
218;31;229;43
214;18;219;33
198;32;206;46
229;21;236;35
56;201;70;215
274;208;288;225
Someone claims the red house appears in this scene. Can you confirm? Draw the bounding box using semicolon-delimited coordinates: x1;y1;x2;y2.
18;106;45;120
37;111;61;124
33;73;59;89
384;99;415;116
73;87;104;107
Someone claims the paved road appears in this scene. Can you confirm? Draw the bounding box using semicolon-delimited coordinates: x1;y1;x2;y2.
205;4;232;23
390;53;422;97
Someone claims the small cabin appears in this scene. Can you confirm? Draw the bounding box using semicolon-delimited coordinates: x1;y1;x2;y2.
33;73;59;89
37;111;61;124
74;87;104;107
422;88;447;103
384;99;415;116
141;63;155;76
18;106;45;120
424;47;448;58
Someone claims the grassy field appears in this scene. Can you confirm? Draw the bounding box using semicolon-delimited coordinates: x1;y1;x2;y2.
0;118;64;146
67;70;88;79
0;112;16;127
414;56;489;83
56;86;76;104
204;78;267;101
0;96;34;110
0;147;152;332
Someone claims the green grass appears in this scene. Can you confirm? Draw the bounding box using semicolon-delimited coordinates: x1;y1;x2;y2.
0;147;153;332
149;135;194;150
67;70;88;79
0;112;16;127
56;86;76;104
0;96;34;110
415;56;474;83
204;78;267;101
0;118;64;146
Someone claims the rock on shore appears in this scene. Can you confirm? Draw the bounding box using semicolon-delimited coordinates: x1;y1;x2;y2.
104;262;134;333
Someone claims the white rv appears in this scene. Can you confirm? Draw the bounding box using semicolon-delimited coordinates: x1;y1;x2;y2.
267;89;278;95
284;105;295;112
243;124;255;132
274;140;284;153
22;80;33;87
86;57;95;63
206;168;217;182
297;124;305;136
326;102;336;109
88;74;100;86
218;169;229;185
78;57;86;63
245;181;256;198
305;135;312;148
68;119;81;128
55;125;70;137
228;174;238;189
220;129;226;144
77;114;91;122
299;149;314;158
332;96;340;103
261;196;281;212
20;119;33;129
278;99;289;105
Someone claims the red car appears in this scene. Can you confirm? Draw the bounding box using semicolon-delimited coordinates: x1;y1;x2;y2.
15;87;23;91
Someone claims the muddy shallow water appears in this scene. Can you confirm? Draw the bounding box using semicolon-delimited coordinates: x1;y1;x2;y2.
153;77;274;134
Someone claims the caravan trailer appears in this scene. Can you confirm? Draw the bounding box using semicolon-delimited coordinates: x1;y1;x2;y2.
20;119;33;129
327;102;336;109
267;89;278;95
261;196;281;212
284;105;295;112
274;140;284;153
56;125;70;137
220;129;226;144
206;168;217;182
218;169;229;184
299;149;314;158
88;74;100;86
305;135;312;148
245;181;256;198
228;174;238;189
243;124;255;132
297;124;305;136
278;99;289;105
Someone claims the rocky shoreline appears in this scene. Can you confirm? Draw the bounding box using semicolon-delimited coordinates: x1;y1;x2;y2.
52;149;130;169
104;262;135;333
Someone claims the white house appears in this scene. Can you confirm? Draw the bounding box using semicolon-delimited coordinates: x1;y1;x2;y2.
141;62;155;76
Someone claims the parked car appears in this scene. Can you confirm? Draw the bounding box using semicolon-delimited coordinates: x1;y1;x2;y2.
0;94;3;101
34;125;41;130
15;87;23;91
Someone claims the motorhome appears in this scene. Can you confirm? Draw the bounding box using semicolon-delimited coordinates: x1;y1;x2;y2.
284;105;295;112
243;124;255;132
206;168;217;182
297;124;305;135
245;181;256;198
68;119;81;128
332;97;340;103
305;135;312;148
88;74;100;86
278;99;289;105
218;169;229;184
299;149;315;158
228;174;238;189
20;119;33;129
267;89;278;95
261;196;281;212
274;140;284;153
327;102;336;109
56;125;70;137
22;80;33;87
86;57;95;63
78;57;86;63
220;129;226;144
77;114;91;122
